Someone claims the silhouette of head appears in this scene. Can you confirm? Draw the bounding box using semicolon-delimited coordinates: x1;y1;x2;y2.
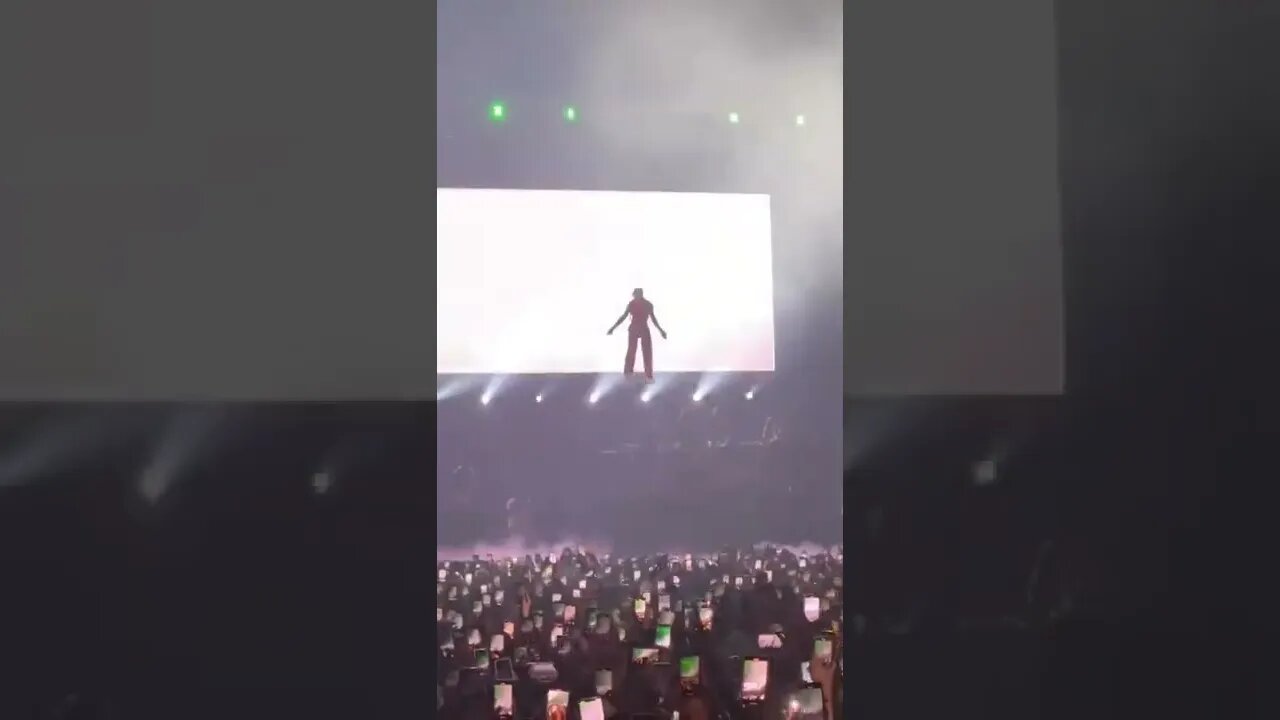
633;288;644;299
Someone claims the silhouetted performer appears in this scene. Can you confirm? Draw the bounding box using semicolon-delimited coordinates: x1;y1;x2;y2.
607;288;667;380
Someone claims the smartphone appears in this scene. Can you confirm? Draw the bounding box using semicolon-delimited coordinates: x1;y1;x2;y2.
474;649;490;668
594;668;613;695
632;647;661;664
465;573;473;585
814;637;834;663
490;634;505;653
655;624;672;648
634;598;647;616
572;588;581;599
436;607;443;622
742;657;769;702
494;682;514;716
800;661;813;684
757;633;782;649
698;607;714;628
658;610;675;627
564;605;577;624
482;594;492;607
549;625;564;645
735;577;744;588
472;601;483;614
657;580;666;591
546;689;570;711
495;590;505;604
679;656;700;681
503;621;515;637
578;696;605;720
790;686;825;718
495;657;516;682
552;593;562;603
438;569;448;581
467;629;481;647
658;594;671;611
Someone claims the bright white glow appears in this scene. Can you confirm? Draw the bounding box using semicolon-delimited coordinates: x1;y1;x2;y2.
692;373;727;400
588;393;601;404
535;394;544;403
480;395;492;406
745;390;755;400
437;376;481;401
437;189;775;374
640;393;653;403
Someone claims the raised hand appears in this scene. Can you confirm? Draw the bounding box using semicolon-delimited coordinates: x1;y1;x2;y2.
810;635;839;693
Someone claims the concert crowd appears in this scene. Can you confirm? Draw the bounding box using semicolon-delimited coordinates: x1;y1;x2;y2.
437;546;843;720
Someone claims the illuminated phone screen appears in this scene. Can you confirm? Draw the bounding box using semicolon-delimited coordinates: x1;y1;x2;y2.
742;657;769;702
656;624;672;648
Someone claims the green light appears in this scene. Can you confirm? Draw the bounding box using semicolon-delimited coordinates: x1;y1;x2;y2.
489;102;506;122
728;112;740;124
795;114;806;126
564;106;578;122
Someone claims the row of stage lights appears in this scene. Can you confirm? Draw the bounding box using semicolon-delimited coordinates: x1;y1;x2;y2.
485;102;810;127
477;387;757;406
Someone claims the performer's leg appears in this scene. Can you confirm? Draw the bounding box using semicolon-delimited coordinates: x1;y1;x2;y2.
641;332;654;379
624;332;639;375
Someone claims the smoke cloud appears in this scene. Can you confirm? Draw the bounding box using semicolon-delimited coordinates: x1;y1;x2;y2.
569;1;844;316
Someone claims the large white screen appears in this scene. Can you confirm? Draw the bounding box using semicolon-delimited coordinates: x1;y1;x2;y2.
437;189;775;374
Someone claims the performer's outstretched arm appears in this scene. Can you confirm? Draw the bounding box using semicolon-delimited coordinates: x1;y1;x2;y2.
650;309;667;338
607;308;628;335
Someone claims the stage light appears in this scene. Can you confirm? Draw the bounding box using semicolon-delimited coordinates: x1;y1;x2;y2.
588;393;601;405
535;394;544;403
692;392;704;403
795;114;806;126
480;394;492;406
563;106;578;122
641;393;653;403
745;390;755;400
728;112;740;124
488;102;507;122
